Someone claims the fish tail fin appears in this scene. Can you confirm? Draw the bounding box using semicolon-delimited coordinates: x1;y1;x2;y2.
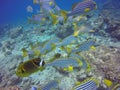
60;10;68;23
50;13;58;25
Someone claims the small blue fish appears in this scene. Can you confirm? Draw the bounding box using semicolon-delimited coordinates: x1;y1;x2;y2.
67;0;97;17
58;35;77;47
31;86;37;90
42;80;59;90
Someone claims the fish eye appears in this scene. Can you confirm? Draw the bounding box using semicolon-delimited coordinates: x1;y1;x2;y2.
34;58;41;66
42;61;45;66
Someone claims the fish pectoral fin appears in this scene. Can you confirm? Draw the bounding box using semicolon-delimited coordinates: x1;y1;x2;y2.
63;65;74;72
84;7;91;12
68;65;73;71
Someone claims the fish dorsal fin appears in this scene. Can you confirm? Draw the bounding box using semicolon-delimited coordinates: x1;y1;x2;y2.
72;3;78;10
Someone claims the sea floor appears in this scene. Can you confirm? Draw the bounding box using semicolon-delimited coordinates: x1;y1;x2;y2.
0;7;120;90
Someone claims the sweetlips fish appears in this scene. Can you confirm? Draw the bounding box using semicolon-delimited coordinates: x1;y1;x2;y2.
21;38;59;58
73;23;95;37
50;0;97;24
45;57;84;72
67;0;97;17
72;39;96;53
73;77;99;90
33;0;60;13
28;13;49;24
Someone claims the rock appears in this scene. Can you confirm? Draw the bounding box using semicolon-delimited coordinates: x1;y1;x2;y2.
0;82;7;87
111;29;120;41
82;46;120;82
0;72;4;83
20;79;31;90
9;63;16;71
4;51;12;56
79;74;87;79
9;26;23;39
55;23;74;39
0;24;12;36
1;39;15;52
7;75;22;85
0;42;2;47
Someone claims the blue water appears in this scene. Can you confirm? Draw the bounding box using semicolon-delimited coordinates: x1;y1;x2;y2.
0;0;106;25
0;0;39;25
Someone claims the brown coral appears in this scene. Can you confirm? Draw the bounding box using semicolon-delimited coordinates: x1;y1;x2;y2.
80;46;120;82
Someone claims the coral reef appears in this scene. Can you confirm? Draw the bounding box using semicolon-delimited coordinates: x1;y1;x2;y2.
0;24;12;37
55;23;74;39
80;46;120;82
8;26;23;39
0;1;120;89
98;0;120;41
